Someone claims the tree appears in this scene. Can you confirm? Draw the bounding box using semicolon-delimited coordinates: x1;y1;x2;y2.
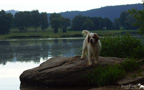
62;18;70;33
40;12;49;31
50;13;63;33
118;11;138;30
97;17;105;30
129;2;144;34
14;11;31;32
72;15;87;30
103;18;113;30
82;18;94;30
14;10;48;32
119;11;129;29
125;14;138;30
0;10;13;34
31;10;40;32
114;18;120;30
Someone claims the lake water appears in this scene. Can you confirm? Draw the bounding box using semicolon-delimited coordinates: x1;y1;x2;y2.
0;38;83;90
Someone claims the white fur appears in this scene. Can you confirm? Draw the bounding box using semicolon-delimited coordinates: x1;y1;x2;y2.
138;83;144;89
81;30;101;65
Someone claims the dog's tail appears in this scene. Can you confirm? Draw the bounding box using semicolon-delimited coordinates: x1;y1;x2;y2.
82;30;90;36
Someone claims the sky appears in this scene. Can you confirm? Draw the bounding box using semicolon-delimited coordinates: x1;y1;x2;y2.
0;0;143;13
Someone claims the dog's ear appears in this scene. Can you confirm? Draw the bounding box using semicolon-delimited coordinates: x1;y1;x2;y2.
94;33;99;41
87;34;90;43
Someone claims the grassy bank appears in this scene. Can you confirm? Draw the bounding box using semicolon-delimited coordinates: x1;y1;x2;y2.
87;58;140;86
0;29;139;39
0;30;82;39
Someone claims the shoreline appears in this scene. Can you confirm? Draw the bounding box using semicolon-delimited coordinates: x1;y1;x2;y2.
0;30;140;39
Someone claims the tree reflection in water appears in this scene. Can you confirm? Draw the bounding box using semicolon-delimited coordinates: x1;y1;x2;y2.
0;38;83;65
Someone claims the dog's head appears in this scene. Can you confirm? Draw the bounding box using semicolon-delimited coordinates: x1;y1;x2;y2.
88;33;99;44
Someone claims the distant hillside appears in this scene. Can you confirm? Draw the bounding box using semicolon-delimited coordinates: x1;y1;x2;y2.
59;4;143;22
6;10;18;15
6;4;143;22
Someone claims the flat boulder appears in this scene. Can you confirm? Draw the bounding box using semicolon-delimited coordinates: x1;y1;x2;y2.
20;56;124;87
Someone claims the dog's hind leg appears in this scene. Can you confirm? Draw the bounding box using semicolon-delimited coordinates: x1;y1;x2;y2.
88;51;92;65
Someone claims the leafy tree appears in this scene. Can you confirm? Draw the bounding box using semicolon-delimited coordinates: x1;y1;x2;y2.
83;18;94;30
31;10;40;32
129;2;144;34
14;11;31;32
40;12;49;31
114;18;120;30
72;15;113;30
0;10;13;34
90;17;100;30
72;15;87;30
62;18;70;33
119;11;129;29
50;13;63;33
125;14;138;30
14;10;48;32
115;11;138;30
103;18;113;30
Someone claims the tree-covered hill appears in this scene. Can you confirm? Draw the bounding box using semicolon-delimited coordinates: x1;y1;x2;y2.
60;4;143;22
7;4;143;22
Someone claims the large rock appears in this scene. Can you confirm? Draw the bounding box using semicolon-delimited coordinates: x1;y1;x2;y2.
20;56;124;87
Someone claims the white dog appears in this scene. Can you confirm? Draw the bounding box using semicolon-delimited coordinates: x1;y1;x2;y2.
81;30;101;65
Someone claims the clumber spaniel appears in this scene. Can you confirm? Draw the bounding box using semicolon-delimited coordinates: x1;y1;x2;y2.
81;30;101;65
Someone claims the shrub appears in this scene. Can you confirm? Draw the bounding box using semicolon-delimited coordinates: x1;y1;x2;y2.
86;58;140;87
100;35;144;59
121;58;140;72
87;65;125;86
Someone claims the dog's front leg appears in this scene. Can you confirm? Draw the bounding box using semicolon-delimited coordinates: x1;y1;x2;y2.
88;52;92;65
81;47;87;60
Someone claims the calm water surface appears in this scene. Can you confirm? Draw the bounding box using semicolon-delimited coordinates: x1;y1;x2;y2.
0;38;83;90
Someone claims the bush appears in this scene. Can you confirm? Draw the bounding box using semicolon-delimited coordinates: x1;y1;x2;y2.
100;35;144;59
86;58;140;87
87;65;125;86
121;58;140;72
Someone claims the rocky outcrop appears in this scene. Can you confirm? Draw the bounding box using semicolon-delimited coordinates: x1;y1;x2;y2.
20;56;124;87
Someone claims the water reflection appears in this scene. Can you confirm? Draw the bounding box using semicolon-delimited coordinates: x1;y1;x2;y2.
0;38;83;65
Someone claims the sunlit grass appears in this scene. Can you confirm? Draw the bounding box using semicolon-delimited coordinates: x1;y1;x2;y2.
0;28;139;39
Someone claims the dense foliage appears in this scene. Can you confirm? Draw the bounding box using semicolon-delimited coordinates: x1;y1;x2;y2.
87;65;125;86
71;15;113;30
87;58;139;86
101;35;144;59
0;10;13;34
50;13;70;33
14;10;48;32
129;2;144;34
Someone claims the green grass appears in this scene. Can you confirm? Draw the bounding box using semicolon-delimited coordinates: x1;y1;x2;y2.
0;30;82;39
87;65;125;86
120;58;140;72
0;28;139;39
86;58;140;87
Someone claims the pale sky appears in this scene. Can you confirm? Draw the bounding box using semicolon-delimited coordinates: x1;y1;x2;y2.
0;0;143;13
